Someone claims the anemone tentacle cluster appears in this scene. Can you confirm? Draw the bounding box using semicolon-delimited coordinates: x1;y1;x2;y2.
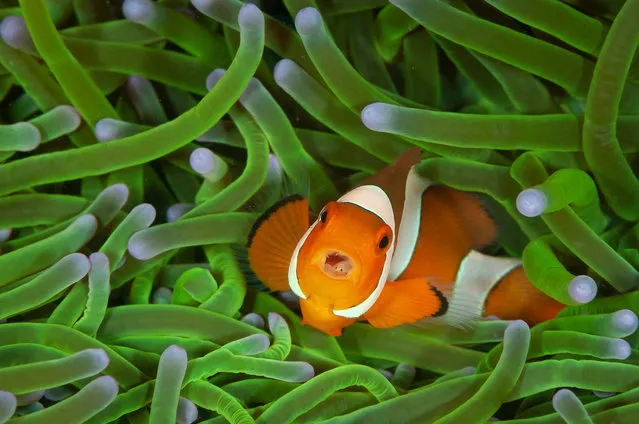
1;0;639;422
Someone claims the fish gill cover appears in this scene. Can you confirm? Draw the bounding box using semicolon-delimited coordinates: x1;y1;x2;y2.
0;0;638;422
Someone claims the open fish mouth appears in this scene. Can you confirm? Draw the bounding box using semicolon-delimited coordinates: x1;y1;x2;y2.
322;250;354;279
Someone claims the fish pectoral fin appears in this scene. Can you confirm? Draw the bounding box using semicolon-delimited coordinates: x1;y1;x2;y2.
364;278;448;329
247;194;310;292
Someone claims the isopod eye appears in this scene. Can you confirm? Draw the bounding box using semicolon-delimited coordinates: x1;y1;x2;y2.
378;235;389;249
320;209;327;223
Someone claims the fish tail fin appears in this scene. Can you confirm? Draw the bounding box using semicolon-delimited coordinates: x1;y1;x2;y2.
484;267;566;325
247;194;310;292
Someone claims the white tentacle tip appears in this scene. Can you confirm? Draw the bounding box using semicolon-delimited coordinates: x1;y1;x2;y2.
504;319;530;339
166;203;192;223
238;3;264;30
278;290;301;307
132;203;157;226
157;345;189;377
13;122;41;152
94;118;121;142
361;102;392;132
516;188;548;217
459;366;477;376
0;228;12;242
0;16;25;41
177;397;198;424
127;75;152;92
72;213;98;235
57;105;83;132
103;183;130;204
15;390;44;407
89;252;110;272
273;59;298;85
152;287;173;304
190;147;216;175
395;363;416;375
206;69;226;91
0;391;16;405
293;362;315;382
190;0;215;12
267;312;288;333
611;309;638;336
0;390;17;420
301;362;316;380
378;369;393;380
61;253;91;280
552;388;579;414
127;230;153;260
122;0;155;24
161;344;188;364
82;348;111;372
568;275;597;304
592;390;616;398
0;15;34;53
241;313;265;329
239;77;260;104
609;338;631;360
251;334;271;354
90;375;119;401
95;118;145;143
295;7;322;36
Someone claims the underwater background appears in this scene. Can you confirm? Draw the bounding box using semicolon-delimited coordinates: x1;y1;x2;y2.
1;0;639;422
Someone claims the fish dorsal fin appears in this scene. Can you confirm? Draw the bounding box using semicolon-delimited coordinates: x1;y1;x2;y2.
356;147;423;232
247;195;310;292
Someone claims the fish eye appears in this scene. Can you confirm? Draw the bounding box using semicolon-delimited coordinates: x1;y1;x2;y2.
320;210;327;223
378;235;389;249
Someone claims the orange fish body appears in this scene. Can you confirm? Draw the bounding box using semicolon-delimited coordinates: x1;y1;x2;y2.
247;148;565;336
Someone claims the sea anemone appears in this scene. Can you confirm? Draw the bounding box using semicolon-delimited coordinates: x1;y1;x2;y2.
1;0;639;422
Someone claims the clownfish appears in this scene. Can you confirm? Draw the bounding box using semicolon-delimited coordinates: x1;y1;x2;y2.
247;148;565;336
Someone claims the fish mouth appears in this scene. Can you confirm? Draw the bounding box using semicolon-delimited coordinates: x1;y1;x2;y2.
321;250;354;279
